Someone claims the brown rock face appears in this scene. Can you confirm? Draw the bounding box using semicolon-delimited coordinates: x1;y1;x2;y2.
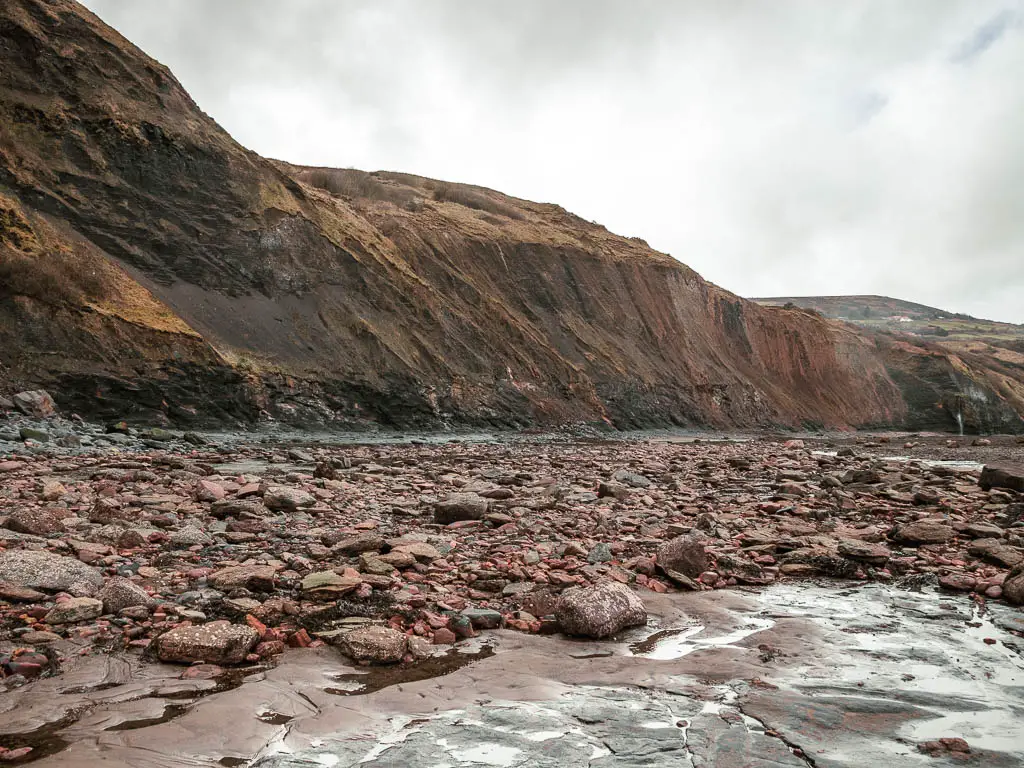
155;621;260;664
556;581;648;639
0;0;1020;432
0;1;921;434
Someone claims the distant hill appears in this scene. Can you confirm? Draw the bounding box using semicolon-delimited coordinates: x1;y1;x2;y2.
753;295;1024;347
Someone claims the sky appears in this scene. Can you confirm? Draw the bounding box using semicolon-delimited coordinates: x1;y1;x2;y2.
81;0;1024;323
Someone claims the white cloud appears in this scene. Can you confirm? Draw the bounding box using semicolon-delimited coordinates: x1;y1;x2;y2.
82;0;1024;322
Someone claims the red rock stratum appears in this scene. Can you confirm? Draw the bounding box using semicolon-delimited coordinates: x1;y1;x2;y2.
0;0;1021;432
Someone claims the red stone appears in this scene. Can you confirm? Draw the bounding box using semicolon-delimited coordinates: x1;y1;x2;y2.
432;628;457;644
288;629;312;648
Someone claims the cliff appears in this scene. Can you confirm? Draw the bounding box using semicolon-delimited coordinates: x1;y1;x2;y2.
0;0;1019;433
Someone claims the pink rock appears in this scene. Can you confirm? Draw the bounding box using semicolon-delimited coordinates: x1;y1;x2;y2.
195;480;226;502
699;571;719;586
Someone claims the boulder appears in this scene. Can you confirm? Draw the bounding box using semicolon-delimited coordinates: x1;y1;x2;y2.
0;550;103;592
301;571;361;597
656;535;709;578
715;553;773;584
842;469;882;485
979;464;1024;493
211;499;268;519
597;481;631;500
939;573;977;592
98;577;153;614
89;498;130;524
837;539;891;566
19;427;49;443
434;493;488;524
155;621;260;664
40;481;67;501
612;469;651;488
209;565;277;592
392;542;442;562
1006;503;1024;525
194;479;226;502
461;608;503;629
263;486;316;511
5;507;66;536
963;522;1005;539
327;533;384;555
170;525;213;548
1004;564;1024;605
359;553;396;575
45;597;103;624
340;625;408;664
12;390;57;418
0;582;47;602
555;581;647;639
967;539;1023;568
893;520;953;545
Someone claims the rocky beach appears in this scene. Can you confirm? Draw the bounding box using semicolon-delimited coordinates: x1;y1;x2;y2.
2;1;1024;764
1;392;1023;764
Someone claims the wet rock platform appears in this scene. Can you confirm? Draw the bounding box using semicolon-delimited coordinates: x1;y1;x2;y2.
2;583;1021;767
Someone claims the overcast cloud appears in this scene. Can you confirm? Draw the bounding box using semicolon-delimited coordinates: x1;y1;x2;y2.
81;0;1024;323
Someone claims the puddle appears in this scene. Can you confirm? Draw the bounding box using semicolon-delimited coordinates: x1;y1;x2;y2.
253;689;702;767
811;450;984;471
0;723;72;764
104;703;189;731
257;711;295;726
751;582;1024;761
0;661;268;764
323;644;495;696
629;617;775;660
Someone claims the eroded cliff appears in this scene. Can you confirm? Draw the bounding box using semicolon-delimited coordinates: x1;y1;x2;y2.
0;0;1019;432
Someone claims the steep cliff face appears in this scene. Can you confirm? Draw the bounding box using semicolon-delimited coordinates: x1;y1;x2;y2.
0;0;1018;432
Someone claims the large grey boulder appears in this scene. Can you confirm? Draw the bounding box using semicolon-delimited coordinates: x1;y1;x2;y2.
556;581;647;639
98;577;154;614
340;625;408;664
1004;564;1024;605
12;390;57;418
979;464;1024;493
155;621;260;664
656;535;709;579
434;493;488;524
0;550;103;592
263;486;316;511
